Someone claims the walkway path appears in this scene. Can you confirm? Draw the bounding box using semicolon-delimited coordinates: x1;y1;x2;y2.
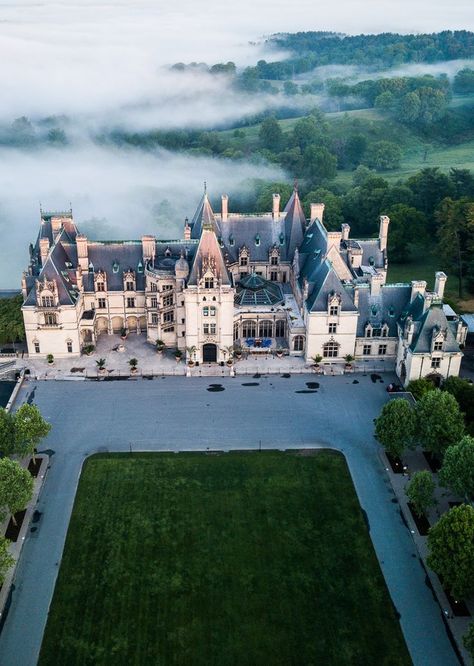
0;374;460;666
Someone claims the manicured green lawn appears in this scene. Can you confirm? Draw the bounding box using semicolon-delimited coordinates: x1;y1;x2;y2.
39;451;411;666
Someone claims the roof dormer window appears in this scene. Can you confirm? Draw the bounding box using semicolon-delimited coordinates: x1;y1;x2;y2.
112;261;119;274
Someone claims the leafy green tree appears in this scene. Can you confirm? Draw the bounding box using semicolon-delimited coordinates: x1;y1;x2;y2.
255;182;293;212
14;403;51;462
47;128;67;145
258;117;284;152
406;378;437;401
427;504;474;599
0;458;34;525
436;197;474;298
292;116;327;151
407;168;455;225
415;389;464;457
344;134;367;167
385;204;426;262
0;294;25;346
0;408;16;457
0;536;14;584
283;81;298;96
464;622;474;661
439;436;474;501
406;471;436;516
442;376;474;428
453;68;474;94
449;168;474;199
303;146;337;184
374;398;416;458
363;140;401;171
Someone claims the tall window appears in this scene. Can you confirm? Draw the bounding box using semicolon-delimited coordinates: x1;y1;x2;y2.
150;282;158;292
242;321;256;338
259;321;273;337
210;306;216;317
44;313;57;326
150;296;158;308
97;298;107;309
363;344;371;356
323;341;339;358
203;323;216;335
96;282;105;292
328;323;337;334
203;306;209;316
34;342;40;354
270;271;278;282
329;305;339;316
151;313;158;325
126;297;135;308
271;256;278;266
275;320;285;337
233;322;239;341
204;278;214;289
41;295;54;307
163;294;173;308
67;341;73;353
240;256;248;267
378;344;387;356
163;311;174;323
431;357;441;368
293;335;304;351
434;340;443;351
125;281;134;291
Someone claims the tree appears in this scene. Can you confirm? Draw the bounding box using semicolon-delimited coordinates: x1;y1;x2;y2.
374;398;416;458
407;168;455;226
442;376;474;429
258;117;284;152
0;408;16;457
406;471;436;516
13;403;51;462
47;128;67;145
0;294;25;346
0;536;14;584
415;389;464;458
439;436;474;501
344;134;367;167
363;141;401;171
283;81;298;96
453;68;474;94
385;204;426;262
436;197;474;299
292;116;326;151
303;189;343;230
0;458;34;525
464;622;474;661
427;504;474;599
303;146;337;184
255;182;293;212
406;378;437;401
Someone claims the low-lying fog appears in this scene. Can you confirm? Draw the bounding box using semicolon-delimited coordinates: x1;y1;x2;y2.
1;0;473;286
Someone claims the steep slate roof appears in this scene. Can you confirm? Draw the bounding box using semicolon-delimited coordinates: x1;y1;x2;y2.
219;214;288;263
188;228;231;286
191;193;220;239
305;260;357;313
283;188;306;257
409;303;461;353
24;237;79;306
356;284;412;337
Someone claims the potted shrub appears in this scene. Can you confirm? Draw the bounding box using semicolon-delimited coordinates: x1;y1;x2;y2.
275;347;284;358
46;353;54;365
129;358;138;374
186;346;196;367
83;344;95;356
156;339;165;354
344;354;354;370
311;354;323;368
96;358;106;374
234;346;243;360
174;349;183;362
120;327;127;340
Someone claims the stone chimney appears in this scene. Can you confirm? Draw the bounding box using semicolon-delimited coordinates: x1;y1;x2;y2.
379;215;390;252
51;216;64;239
456;319;466;344
434;271;447;300
348;246;363;269
370;272;384;296
423;293;433;313
272;193;280;219
21;272;28;300
184;218;191;240
341;223;350;241
221;195;228;222
353;285;360;308
141;235;155;262
326;231;342;250
39;237;50;265
76;266;83;292
310;203;325;224
405;316;415;345
76;235;89;271
410;280;426;303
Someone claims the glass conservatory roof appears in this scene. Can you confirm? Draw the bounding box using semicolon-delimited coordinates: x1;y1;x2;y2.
235;272;283;306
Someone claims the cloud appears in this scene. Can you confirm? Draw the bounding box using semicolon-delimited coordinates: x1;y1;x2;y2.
0;143;283;286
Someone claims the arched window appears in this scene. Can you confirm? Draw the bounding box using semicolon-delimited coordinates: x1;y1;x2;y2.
323;341;339;358
242;320;256;338
203;307;209;317
293;335;304;351
275;320;285;337
259;320;273;337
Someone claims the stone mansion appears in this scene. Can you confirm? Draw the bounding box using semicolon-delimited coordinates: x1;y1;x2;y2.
21;187;467;385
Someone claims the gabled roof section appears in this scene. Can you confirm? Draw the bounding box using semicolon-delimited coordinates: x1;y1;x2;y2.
284;188;306;257
24;240;79;306
306;260;357;313
191;192;220;239
410;303;461;353
188;227;231;286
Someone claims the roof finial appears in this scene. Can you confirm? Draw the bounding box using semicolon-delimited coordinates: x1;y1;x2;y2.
204;180;207;195
294;178;298;192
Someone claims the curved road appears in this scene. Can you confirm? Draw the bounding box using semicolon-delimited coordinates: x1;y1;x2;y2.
0;374;460;665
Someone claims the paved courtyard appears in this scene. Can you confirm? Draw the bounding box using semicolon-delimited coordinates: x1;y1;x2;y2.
0;374;460;666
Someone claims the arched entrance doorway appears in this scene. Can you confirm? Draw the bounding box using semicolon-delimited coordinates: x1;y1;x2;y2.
203;343;217;363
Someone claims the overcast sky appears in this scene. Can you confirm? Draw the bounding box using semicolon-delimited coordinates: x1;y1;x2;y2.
0;0;473;287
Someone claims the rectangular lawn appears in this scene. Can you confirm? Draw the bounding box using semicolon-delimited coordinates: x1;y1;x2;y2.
39;451;411;665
